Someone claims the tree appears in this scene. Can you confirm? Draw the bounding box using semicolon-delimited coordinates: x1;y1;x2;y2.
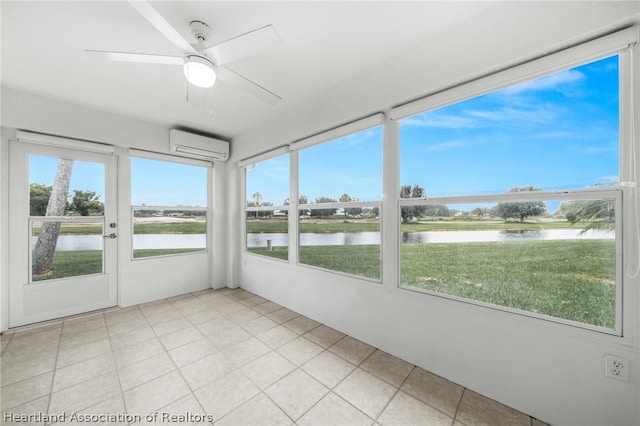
400;184;427;223
560;199;615;233
30;183;52;216
492;186;546;222
339;193;352;220
32;159;74;276
338;193;362;219
310;197;337;218
67;190;104;216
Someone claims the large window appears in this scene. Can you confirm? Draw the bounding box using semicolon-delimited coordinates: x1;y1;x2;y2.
297;126;383;280
398;55;621;331
244;153;290;261
131;156;208;259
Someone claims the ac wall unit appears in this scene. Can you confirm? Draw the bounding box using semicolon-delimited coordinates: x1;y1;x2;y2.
169;129;229;161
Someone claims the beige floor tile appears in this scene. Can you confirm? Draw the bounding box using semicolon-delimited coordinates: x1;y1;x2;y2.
302;350;356;389
59;327;108;351
227;308;262;324
329;336;375;365
52;353;116;392
206;324;252;350
277;337;324;366
104;306;145;325
256;325;299;349
194;370;260;422
169;338;218;368
180;352;235;390
73;395;128;425
400;367;463;418
378;391;453;426
151;317;192;337
169;297;208;316
1;339;59;365
252;301;282;315
62;314;106;336
198;294;234;308
155;394;209;425
185;308;223;325
109;326;156;351
57;338;111;369
532;418;551;426
266;308;300;324
360;350;414;387
123;371;190;417
1;395;49;426
455;390;530;426
304;325;345;349
49;372;120;416
215;302;247;315
113;338;165;369
265;370;328;420
118;352;175;391
241;316;278;335
8;325;61;349
1;372;53;411
107;318;149;337
241;351;296;390
223;337;270;367
228;289;254;300
334;368;397;419
216;393;291;426
297;392;373;426
239;295;268;307
1;353;57;386
143;308;183;326
196;318;237;339
282;316;320;335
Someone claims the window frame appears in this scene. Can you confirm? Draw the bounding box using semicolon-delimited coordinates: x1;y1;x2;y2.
129;151;211;261
391;29;635;335
398;189;623;335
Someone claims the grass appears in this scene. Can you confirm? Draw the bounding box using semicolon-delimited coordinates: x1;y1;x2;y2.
32;222;206;235
247;218;580;234
33;248;205;281
32;250;103;281
248;239;616;329
133;248;205;258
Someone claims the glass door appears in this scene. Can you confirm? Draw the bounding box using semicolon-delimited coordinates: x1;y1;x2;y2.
9;142;117;327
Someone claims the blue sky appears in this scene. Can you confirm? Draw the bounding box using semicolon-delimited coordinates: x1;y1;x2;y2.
248;55;619;211
30;156;208;207
31;55;619;213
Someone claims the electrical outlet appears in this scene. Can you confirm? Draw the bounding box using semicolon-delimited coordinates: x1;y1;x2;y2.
605;354;629;382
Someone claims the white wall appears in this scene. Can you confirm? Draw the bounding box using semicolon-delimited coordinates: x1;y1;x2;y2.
0;88;224;323
232;19;640;426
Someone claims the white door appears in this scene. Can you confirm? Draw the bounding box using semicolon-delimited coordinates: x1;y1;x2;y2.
8;141;117;327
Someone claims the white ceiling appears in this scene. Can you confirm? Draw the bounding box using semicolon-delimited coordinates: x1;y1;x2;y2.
2;1;639;141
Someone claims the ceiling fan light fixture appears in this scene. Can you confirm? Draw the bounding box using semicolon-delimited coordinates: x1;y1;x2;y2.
183;55;216;88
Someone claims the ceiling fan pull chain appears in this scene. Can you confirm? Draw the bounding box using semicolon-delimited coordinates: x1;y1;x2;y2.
208;87;213;118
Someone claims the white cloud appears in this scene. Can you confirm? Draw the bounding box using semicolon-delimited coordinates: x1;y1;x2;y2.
502;69;585;94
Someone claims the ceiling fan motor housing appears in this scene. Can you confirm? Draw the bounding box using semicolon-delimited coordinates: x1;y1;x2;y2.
190;20;212;44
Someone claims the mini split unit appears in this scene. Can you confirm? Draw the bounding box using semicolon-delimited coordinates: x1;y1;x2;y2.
169;129;229;161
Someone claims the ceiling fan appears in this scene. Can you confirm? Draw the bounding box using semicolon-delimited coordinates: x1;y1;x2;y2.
86;0;282;106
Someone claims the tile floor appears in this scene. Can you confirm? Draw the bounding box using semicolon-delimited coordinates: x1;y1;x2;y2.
1;288;550;425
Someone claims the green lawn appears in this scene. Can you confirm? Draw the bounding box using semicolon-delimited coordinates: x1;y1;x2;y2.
247;218;580;234
33;222;206;235
32;250;103;281
249;239;616;329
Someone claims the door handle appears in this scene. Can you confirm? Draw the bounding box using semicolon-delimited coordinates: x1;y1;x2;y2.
103;233;117;239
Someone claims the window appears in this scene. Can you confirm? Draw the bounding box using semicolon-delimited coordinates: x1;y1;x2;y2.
398;55;621;331
297;126;383;280
131;156;208;259
244;153;290;260
29;155;106;281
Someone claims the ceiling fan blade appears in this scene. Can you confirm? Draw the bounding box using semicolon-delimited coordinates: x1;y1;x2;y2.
215;66;281;106
127;0;197;55
86;50;183;65
203;25;282;65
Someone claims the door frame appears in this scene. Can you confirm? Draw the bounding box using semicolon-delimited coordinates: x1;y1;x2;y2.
8;139;118;328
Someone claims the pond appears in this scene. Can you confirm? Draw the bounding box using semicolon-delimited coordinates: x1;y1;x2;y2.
36;229;614;251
